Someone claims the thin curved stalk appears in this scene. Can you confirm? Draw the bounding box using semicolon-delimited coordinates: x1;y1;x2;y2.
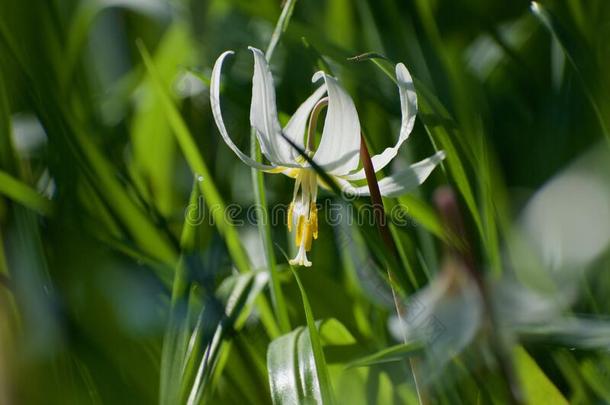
359;135;427;405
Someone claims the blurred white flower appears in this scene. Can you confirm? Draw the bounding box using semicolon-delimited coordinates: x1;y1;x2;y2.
390;145;610;373
210;47;445;266
389;258;483;376
11;113;47;157
519;146;610;278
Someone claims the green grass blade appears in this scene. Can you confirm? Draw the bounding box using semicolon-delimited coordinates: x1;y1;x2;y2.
247;0;297;335
249;141;290;333
265;0;298;60
159;180;201;405
531;2;610;142
349;54;484;239
137;40;250;274
514;346;568;405
346;342;423;369
0;170;52;216
184;273;269;404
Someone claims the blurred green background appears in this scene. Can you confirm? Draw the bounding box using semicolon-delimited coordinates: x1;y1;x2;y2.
1;0;609;404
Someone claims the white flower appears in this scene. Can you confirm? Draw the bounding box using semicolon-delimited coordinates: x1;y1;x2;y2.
210;47;445;266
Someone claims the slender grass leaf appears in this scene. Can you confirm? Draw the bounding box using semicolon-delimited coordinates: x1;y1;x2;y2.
395;195;446;242
130;24;192;217
160;180;201;405
183;272;269;404
531;2;610;142
138;41;250;274
514;346;568;405
244;0;299;335
346;342;424;369
0;170;52;216
139;38;282;350
265;0;297;60
2;27;180;276
580;357;610;402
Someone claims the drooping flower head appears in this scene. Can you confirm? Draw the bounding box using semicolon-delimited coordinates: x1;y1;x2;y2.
210;47;445;266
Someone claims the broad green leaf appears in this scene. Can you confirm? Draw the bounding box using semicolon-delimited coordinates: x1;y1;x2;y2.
268;325;322;405
267;318;358;405
289;266;335;404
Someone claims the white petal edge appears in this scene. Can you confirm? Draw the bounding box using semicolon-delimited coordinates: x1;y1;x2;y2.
248;47;295;165
282;84;327;161
310;71;361;176
210;50;280;171
343;63;418;181
336;151;446;197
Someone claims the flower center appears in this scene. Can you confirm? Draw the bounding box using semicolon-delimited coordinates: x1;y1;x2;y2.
287;169;318;267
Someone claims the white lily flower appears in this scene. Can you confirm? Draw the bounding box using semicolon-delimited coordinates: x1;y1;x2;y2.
210;47;445;266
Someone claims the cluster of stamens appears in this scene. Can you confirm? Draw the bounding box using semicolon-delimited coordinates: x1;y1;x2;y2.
287;169;318;267
286;96;328;267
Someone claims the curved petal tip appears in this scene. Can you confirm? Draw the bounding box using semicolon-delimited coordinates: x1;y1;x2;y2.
312;70;326;83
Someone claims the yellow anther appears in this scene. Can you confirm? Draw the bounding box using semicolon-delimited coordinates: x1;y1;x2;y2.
287;169;320;265
295;215;305;246
309;204;318;239
287;202;294;232
304;222;313;251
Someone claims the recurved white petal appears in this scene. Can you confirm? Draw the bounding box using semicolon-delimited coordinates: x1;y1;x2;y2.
336;151;445;197
249;47;301;167
377;151;445;197
282;84;327;161
310;71;361;176
210;50;279;171
343;63;418;181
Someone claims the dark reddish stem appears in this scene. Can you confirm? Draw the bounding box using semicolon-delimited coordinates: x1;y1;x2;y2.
360;134;427;405
359;135;396;257
434;186;523;405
